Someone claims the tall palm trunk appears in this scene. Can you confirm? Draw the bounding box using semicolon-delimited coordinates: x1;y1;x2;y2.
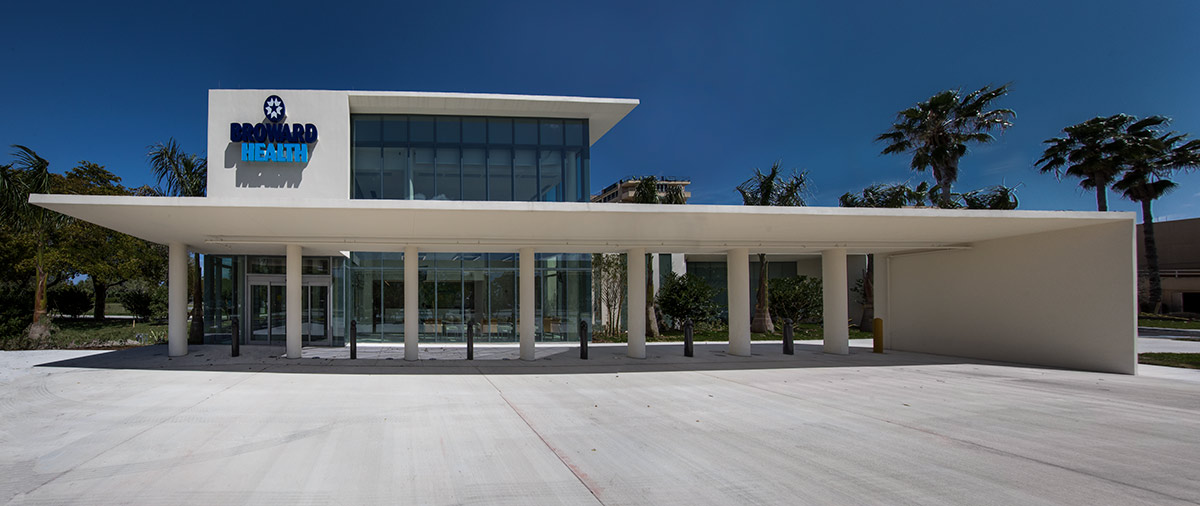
33;227;47;323
1142;199;1162;313
1093;174;1108;211
189;252;204;343
751;253;774;334
858;254;875;331
646;259;659;338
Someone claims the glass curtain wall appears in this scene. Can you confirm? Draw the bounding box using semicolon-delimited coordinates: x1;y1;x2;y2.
342;252;590;343
351;115;589;202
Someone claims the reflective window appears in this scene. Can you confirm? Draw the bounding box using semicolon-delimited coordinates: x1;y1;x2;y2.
352;114;589;202
435;148;460;200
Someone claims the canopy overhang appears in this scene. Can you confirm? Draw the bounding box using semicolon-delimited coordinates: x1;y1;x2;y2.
29;194;1134;257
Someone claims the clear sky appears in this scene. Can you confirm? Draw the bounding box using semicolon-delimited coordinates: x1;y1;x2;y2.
2;1;1198;220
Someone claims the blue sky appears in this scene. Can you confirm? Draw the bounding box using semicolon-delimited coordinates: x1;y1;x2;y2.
3;1;1199;220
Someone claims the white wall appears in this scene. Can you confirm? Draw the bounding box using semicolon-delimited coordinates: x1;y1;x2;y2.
207;90;351;200
887;221;1135;374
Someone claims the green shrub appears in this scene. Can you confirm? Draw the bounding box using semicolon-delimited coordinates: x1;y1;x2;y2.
0;281;34;348
117;282;168;321
768;275;822;324
656;271;720;329
50;283;92;317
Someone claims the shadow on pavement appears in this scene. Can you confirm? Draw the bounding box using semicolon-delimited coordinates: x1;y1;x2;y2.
33;341;996;375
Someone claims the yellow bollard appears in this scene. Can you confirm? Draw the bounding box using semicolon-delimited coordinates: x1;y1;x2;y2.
872;318;884;354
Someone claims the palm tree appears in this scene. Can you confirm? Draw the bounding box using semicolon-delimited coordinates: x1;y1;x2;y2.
1037;115;1165;211
147;139;207;342
737;161;810;334
1113;128;1200;312
2;146;65;324
877;84;1015;208
631;176;662;338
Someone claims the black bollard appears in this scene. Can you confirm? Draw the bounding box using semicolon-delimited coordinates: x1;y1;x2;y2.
683;319;694;357
467;321;475;361
231;317;240;357
350;320;357;360
579;320;589;360
783;318;794;355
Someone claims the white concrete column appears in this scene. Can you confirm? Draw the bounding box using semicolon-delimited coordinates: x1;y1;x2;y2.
627;248;646;358
873;253;890;348
167;242;188;357
823;248;849;355
727;248;751;356
650;253;660;296
404;246;419;361
286;244;302;359
519;247;536;361
671;253;687;276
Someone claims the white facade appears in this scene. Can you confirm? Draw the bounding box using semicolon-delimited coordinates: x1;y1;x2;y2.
29;89;1139;374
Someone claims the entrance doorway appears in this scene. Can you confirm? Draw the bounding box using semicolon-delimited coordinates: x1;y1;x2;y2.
247;278;331;346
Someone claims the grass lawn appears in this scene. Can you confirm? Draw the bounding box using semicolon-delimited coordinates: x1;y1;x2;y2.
594;323;873;343
47;318;168;349
1139;318;1200;330
1139;353;1200;369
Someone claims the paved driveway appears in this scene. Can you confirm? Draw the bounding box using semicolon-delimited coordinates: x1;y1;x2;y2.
2;343;1199;505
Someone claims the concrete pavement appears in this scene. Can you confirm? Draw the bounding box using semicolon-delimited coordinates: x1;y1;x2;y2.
3;343;1200;505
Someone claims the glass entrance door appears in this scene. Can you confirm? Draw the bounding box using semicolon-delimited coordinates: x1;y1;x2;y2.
247;281;331;346
249;282;286;345
304;284;329;346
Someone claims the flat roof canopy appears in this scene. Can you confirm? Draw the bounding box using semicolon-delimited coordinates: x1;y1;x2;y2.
344;91;639;146
30;195;1133;257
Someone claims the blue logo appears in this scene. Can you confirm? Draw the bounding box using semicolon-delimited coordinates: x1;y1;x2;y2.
230;95;318;163
263;95;286;123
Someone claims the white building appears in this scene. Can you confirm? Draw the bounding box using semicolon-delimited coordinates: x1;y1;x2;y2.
31;89;1137;373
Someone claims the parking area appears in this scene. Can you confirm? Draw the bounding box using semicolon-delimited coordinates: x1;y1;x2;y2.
2;342;1200;505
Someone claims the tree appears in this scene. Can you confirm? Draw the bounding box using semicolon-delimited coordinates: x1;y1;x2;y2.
838;181;930;208
1036;115;1163;211
767;276;822;324
736;161;810;334
592;253;627;337
59;162;168;319
147;139;207;342
961;184;1020;210
1112;126;1200;312
630;177;663;338
656;272;720;329
1;146;69;325
877;84;1015;208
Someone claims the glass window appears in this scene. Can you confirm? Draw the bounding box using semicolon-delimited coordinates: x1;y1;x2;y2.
302;257;330;275
565;120;584;146
381;147;408;199
488;252;516;270
487;270;516;341
462;148;486;201
487;148;512;201
382;116;407;146
248;256;286;275
564;149;579;202
462;117;486;144
437;117;460;143
514;149;537;201
514;119;537;145
436;268;464;341
411;147;435;200
539;120;563;145
435;147;460;200
539;150;562;202
488;118;512;144
352;116;381;200
351;267;381;342
381;269;404;342
410;116;434;143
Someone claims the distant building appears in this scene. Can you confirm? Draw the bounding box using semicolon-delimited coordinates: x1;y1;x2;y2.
1137;217;1200;313
591;177;691;203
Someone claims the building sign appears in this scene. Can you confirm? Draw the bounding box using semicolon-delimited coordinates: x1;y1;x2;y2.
229;95;318;163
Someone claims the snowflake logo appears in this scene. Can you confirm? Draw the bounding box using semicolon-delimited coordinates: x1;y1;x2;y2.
263;95;286;122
